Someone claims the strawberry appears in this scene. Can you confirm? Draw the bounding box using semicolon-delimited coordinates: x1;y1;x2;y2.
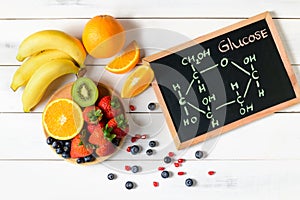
70;134;93;158
89;125;116;157
97;96;121;119
82;106;102;124
107;114;129;138
87;121;105;135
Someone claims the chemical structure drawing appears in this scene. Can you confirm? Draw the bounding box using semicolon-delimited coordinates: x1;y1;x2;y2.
172;52;265;130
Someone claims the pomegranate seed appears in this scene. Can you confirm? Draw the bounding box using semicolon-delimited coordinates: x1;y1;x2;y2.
125;165;131;171
129;105;136;111
177;171;185;176
208;171;216;175
158;167;165;171
153;181;159;187
174;162;180;167
135;134;141;139
178;158;185;163
131;137;138;143
126;146;131;152
141;134;147;139
168;152;175;157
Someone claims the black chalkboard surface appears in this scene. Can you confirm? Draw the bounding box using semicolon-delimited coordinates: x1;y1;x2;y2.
143;12;300;149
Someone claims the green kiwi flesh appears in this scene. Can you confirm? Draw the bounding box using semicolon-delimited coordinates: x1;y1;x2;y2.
71;77;99;107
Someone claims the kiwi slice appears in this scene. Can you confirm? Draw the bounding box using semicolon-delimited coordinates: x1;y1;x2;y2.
71;77;99;107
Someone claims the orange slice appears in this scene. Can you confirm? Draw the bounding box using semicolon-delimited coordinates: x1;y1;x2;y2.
105;40;140;74
42;98;84;140
121;65;154;98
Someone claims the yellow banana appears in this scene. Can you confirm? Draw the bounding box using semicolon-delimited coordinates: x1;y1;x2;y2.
16;30;86;66
11;50;73;91
22;58;79;112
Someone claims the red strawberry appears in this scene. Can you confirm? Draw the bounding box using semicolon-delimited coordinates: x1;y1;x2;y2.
107;114;129;138
98;96;121;119
82;106;102;124
70;134;93;158
89;126;115;157
87;121;105;135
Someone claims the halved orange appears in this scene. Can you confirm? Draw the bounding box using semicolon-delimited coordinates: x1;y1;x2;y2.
42;98;84;140
105;40;140;74
121;65;154;98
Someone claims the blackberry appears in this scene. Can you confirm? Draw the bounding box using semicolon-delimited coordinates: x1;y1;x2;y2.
112;138;121;146
146;149;153;156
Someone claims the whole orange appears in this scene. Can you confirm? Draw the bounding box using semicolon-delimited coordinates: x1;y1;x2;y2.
82;15;126;58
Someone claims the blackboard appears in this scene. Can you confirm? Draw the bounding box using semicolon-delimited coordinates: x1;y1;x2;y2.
143;12;300;149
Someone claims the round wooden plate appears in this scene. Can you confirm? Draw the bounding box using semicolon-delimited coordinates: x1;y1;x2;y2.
44;82;127;165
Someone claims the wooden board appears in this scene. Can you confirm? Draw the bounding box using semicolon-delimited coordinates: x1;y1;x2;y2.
143;11;300;149
43;82;126;165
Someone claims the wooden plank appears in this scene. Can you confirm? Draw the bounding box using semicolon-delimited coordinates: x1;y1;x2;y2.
1;112;300;160
1;19;300;65
1;0;300;18
0;160;299;199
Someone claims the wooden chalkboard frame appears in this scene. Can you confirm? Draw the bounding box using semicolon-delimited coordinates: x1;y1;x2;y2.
143;11;300;149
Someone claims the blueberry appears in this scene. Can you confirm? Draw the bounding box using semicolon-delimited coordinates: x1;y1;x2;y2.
130;145;140;155
161;170;169;179
131;165;139;173
195;150;204;159
163;156;172;164
125;181;134;190
76;157;85;164
107;173;115;180
84;155;95;163
61;152;70;159
112;138;121;146
148;141;156;148
148;102;156;111
46;137;55;145
56;147;63;154
52;141;60;149
146;149;153;156
64;141;71;148
63;146;70;153
185;178;194;187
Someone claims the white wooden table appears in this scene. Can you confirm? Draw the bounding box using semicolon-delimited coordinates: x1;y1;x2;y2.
1;1;300;199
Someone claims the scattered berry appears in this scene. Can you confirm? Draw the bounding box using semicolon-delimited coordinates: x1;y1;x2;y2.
131;165;139;173
195;150;204;159
208;171;216;176
46;137;55;145
161;171;170;179
125;165;131;171
148;102;156;110
141;134;147;139
125;181;134;190
178;158;185;163
126;146;131;152
107;173;115;180
146;149;153;156
153;181;159;187
178;172;185;176
185;178;194;187
168;152;175;157
64;141;71;148
76;157;84;164
135;134;142;139
174;162;180;167
148;141;156;147
158;167;165;171
129;105;136;111
164;156;172;164
130;145;140;155
131;137;138;143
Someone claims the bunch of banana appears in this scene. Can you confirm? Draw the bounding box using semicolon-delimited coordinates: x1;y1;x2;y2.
11;30;87;112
